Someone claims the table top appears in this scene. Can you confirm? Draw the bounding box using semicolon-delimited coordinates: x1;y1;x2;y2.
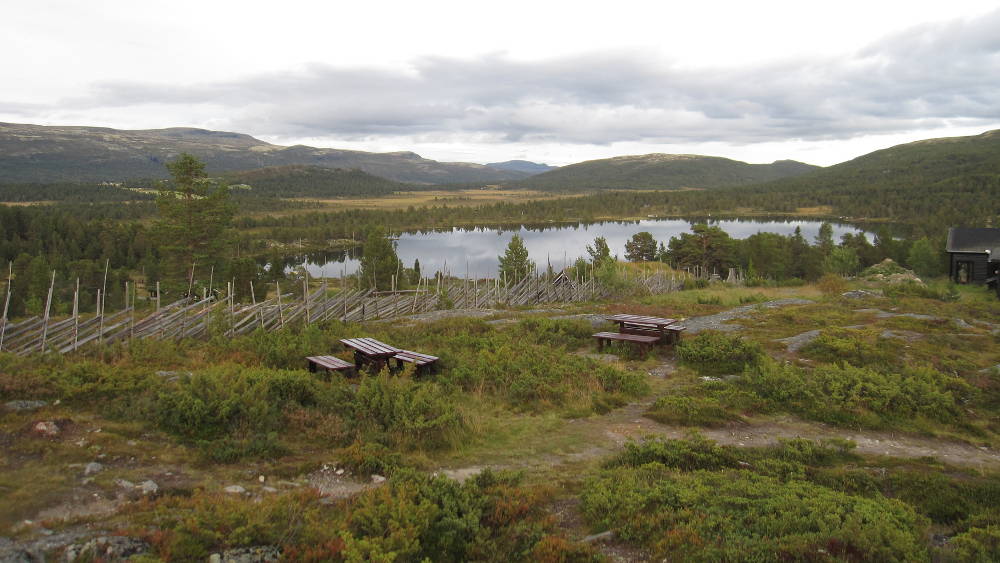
340;337;400;357
605;314;677;327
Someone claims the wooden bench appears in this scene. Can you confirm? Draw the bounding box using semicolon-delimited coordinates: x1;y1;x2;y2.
662;325;686;344
393;350;440;373
306;355;354;374
592;331;661;354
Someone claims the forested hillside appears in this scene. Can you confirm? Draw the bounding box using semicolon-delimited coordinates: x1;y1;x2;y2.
223;165;408;198
517;154;819;190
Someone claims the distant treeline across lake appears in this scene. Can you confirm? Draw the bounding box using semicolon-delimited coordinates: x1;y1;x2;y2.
291;217;871;278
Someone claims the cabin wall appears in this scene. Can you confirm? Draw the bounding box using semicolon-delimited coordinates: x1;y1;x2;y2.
949;252;990;284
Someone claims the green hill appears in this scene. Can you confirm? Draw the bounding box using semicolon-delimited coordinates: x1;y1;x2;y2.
516;154;819;191
0;122;529;184
223;165;407;198
759;129;1000;193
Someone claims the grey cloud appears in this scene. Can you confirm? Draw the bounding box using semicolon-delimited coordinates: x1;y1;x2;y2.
22;9;1000;145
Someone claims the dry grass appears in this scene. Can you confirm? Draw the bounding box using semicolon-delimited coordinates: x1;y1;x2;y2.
246;189;583;217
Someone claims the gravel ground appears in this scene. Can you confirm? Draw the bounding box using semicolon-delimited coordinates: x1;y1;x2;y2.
682;298;814;334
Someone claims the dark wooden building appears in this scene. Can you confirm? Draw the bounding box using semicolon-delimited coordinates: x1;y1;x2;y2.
946;227;1000;288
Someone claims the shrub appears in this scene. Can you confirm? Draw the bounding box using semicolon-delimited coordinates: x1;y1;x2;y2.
883;281;961;301
353;372;464;449
743;358;973;428
606;434;737;471
644;395;738;426
676;331;763;375
581;465;929;561
799;328;898;369
817;273;848;296
948;526;1000;562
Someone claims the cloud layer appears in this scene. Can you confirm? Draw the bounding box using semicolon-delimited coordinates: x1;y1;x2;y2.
6;9;1000;151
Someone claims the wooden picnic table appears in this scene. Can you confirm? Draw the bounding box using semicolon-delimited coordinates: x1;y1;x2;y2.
340;337;401;371
604;314;685;344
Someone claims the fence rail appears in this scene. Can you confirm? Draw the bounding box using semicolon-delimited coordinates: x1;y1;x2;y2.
0;266;735;356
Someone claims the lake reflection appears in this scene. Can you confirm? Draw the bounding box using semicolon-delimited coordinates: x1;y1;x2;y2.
297;218;868;278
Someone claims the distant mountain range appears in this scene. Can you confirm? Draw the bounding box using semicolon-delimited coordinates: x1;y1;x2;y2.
0;123;532;184
515;154;819;190
486;160;557;174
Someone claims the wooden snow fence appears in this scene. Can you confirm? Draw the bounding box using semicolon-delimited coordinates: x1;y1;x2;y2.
0;269;709;356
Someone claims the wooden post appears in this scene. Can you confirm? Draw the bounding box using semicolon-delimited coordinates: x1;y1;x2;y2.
276;280;285;328
39;270;55;353
303;272;310;326
250;281;264;330
96;288;104;346
229;280;235;336
0;262;11;353
72;278;79;351
130;281;136;342
156;281;162;340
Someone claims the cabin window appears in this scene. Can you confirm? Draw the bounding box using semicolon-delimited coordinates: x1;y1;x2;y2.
956;260;973;284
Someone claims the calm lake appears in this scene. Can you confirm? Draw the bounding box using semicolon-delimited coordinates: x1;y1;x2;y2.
292;218;869;278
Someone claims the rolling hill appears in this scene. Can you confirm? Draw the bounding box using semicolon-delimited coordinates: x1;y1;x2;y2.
0;122;530;184
486;160;557;174
222;165;409;198
755;128;1000;193
515;153;819;191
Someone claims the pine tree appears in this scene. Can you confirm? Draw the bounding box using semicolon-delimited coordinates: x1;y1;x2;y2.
153;153;234;290
359;227;401;290
498;234;534;284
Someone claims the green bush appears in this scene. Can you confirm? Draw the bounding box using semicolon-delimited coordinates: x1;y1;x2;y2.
644;395;738;426
581;465;929;561
133;468;583;562
606;434;738;471
676;331;763;375
353;372;464;449
948;525;1000;562
799;328;898;369
883;281;961;301
743;358;973;428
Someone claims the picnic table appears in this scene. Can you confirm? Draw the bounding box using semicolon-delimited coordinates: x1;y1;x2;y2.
605;314;685;343
340;337;401;371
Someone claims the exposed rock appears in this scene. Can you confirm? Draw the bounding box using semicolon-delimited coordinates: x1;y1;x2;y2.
33;421;60;437
4;400;47;412
582;530;615;544
218;545;281;562
115;479;135;489
841;290;881;299
371;474;386;484
649;363;676;377
861;259;923;285
775;329;822;353
684;299;813;334
224;485;246;494
138;480;159;495
879;330;924;342
83;462;103;476
63;536;149;562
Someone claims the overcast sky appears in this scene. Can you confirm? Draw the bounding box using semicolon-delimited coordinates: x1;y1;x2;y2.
3;0;999;166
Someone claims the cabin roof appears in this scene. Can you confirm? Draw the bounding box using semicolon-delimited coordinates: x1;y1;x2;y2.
947;227;1000;255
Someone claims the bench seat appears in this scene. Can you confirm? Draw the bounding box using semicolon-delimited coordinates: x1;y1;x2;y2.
662;325;686;344
306;355;354;373
393;349;439;367
593;331;660;354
